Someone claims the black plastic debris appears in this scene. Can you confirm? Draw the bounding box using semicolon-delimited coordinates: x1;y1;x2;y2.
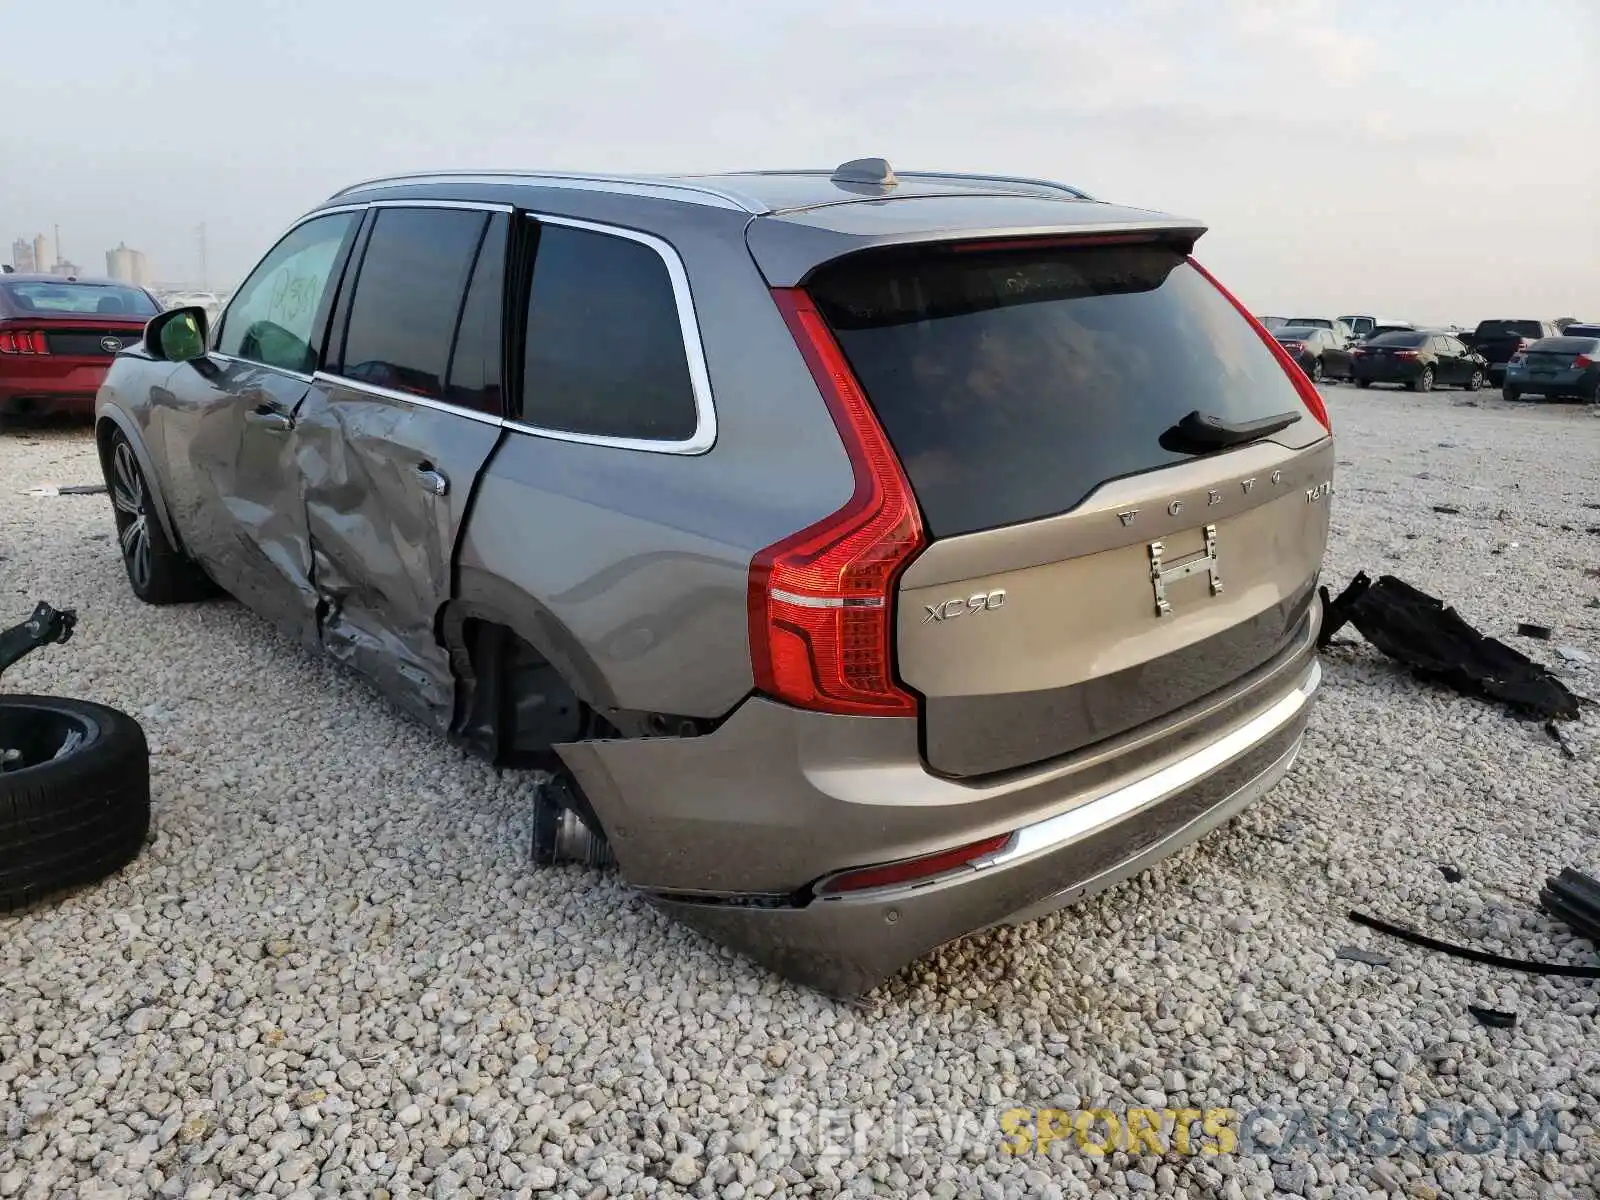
1348;910;1600;978
1335;946;1392;967
1468;1005;1517;1029
0;601;78;680
1318;573;1581;720
1432;505;1461;515
1516;623;1552;641
1441;866;1464;883
1539;869;1600;946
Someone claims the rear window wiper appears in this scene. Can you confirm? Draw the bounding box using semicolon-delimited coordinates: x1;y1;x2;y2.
1160;409;1302;455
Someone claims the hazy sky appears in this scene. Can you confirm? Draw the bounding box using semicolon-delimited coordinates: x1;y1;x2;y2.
3;0;1595;323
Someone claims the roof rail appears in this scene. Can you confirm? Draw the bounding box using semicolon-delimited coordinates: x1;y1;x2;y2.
716;166;1093;202
324;170;763;213
895;170;1093;200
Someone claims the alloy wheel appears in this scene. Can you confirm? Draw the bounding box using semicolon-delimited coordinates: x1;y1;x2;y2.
110;442;152;594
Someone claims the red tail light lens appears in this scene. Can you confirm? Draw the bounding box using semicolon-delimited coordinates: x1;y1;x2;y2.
751;289;926;717
817;832;1013;895
1573;355;1594;368
0;329;49;355
1393;350;1420;359
1186;258;1330;432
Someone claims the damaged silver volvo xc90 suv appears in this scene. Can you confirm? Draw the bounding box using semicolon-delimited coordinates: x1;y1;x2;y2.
96;158;1332;996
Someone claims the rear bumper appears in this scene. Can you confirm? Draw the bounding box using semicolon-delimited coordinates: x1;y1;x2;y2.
0;358;111;415
1504;370;1596;397
562;605;1322;995
1351;360;1422;383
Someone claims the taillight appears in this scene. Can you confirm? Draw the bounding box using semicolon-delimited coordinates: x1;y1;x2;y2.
1573;355;1594;368
1393;350;1419;359
750;289;926;717
0;329;49;355
816;833;1012;895
1186;258;1331;432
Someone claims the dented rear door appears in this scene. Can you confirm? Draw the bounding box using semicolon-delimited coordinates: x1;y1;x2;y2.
298;207;509;729
807;238;1332;778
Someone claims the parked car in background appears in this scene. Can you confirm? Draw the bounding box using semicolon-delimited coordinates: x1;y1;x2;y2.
1258;315;1289;331
1502;335;1600;403
1560;322;1600;338
93;159;1333;996
1285;316;1356;344
0;275;161;426
1274;326;1352;382
1339;314;1410;341
1466;319;1561;383
1350;330;1486;392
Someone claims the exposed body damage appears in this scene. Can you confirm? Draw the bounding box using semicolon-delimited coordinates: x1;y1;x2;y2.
95;163;1332;996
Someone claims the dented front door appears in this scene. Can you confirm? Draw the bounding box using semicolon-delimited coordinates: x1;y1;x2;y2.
163;358;320;646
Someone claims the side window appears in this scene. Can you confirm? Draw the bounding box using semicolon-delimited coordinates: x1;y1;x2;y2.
445;214;507;415
217;213;356;374
520;222;698;441
1434;336;1453;353
338;207;488;399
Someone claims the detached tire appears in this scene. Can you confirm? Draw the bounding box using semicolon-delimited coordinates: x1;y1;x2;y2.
0;695;150;913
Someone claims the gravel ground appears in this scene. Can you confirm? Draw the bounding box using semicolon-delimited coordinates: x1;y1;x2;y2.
1;389;1597;1200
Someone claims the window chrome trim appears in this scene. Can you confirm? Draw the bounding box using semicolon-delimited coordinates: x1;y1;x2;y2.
326;171;760;214
311;372;504;426
209;351;313;384
503;212;718;456
365;199;516;214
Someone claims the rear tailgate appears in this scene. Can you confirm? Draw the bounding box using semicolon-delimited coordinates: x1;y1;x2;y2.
806;238;1331;778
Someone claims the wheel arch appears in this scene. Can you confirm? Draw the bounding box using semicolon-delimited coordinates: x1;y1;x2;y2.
95;407;183;550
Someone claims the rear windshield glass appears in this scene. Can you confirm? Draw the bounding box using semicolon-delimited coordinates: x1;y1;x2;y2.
1474;319;1542;338
1529;336;1600;354
1285;318;1330;327
808;242;1315;538
1368;332;1428;347
1276;328;1319;339
1;281;157;317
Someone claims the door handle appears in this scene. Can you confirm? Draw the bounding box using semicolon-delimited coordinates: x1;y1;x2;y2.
414;463;449;497
246;406;293;433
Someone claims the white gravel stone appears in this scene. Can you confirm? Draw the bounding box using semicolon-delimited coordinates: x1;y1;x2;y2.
1;393;1596;1199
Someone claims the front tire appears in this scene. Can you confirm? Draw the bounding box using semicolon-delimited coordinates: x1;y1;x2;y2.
1466;369;1484;392
101;432;217;605
1409;367;1434;393
1309;358;1324;383
1355;378;1372;389
1502;385;1521;402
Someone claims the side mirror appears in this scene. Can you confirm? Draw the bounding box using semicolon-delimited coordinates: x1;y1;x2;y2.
143;306;209;363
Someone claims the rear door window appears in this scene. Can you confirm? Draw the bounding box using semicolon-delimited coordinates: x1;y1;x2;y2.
337;207;488;399
807;241;1319;538
519;222;698;441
